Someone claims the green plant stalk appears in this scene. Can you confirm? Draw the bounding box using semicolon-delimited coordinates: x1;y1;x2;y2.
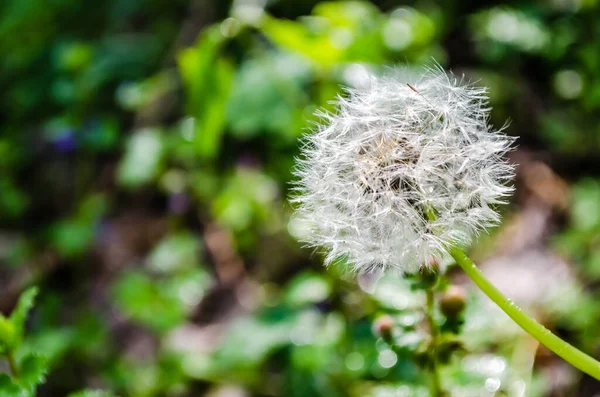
7;352;19;378
449;246;600;380
425;287;444;397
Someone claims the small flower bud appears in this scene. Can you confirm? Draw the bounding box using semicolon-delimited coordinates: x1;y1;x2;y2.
440;285;467;318
419;258;440;288
373;315;395;342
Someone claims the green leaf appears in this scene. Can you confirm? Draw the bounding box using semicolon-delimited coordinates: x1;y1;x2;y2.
112;272;184;332
0;354;48;397
18;354;47;393
9;288;38;337
117;128;164;188
261;16;343;66
571;179;600;231
177;25;233;160
192;58;233;160
0;374;22;397
284;272;333;307
211;169;279;231
261;2;386;66
147;232;201;274
225;54;309;140
111;270;210;333
214;307;299;370
49;194;107;258
49;221;94;258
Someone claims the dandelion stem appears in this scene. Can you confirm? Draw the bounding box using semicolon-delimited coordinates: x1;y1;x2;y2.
425;286;444;397
449;245;600;380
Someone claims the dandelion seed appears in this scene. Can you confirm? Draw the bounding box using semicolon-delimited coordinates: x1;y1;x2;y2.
291;65;515;274
406;83;419;93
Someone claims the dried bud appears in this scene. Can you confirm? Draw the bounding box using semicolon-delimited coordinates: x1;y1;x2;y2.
373;315;395;342
419;257;440;287
440;285;467;318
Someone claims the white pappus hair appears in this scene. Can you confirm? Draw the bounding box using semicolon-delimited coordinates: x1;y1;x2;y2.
291;65;516;274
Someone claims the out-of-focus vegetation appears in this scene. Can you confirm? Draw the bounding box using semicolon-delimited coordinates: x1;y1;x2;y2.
1;0;600;396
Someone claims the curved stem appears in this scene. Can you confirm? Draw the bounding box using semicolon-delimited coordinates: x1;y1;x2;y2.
425;287;443;396
450;246;600;380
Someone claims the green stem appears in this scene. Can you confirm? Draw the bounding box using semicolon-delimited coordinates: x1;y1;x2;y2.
449;246;600;380
425;287;443;397
7;352;19;378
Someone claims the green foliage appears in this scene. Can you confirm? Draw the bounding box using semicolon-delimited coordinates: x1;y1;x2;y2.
178;26;234;160
112;268;211;333
0;288;38;355
0;288;47;397
49;195;107;258
284;272;332;307
8;289;38;345
18;355;48;395
226;54;309;141
117;129;165;188
556;180;600;278
262;2;388;66
147;232;202;273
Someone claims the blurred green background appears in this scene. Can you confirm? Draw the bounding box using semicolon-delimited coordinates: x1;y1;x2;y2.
1;0;600;396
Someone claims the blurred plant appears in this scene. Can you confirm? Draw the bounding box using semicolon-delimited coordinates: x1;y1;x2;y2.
0;288;47;397
373;268;467;397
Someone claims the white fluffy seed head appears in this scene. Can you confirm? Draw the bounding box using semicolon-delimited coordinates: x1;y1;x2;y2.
292;65;516;275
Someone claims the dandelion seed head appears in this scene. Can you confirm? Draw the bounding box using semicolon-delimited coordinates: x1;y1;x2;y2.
292;65;515;274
